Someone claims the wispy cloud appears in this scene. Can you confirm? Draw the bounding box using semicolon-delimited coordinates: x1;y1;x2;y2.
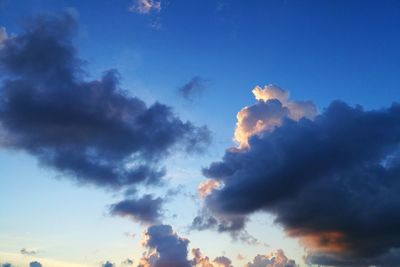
129;0;161;14
20;248;37;256
178;76;208;102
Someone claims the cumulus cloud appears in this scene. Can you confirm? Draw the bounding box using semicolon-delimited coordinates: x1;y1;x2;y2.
20;248;37;255
213;256;232;267
29;262;42;267
0;12;210;222
200;86;400;266
234;85;316;148
236;254;245;261
101;261;114;267
245;249;297;267
191;248;214;267
139;224;191;267
110;194;163;224
191;248;234;267
129;0;161;14
178;76;207;102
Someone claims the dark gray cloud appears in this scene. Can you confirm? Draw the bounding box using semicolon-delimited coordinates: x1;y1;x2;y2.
29;262;42;267
139;224;191;267
101;261;114;267
0;13;210;191
140;224;234;267
178;76;207;101
20;248;36;256
191;211;259;246
201;100;400;266
110;194;163;224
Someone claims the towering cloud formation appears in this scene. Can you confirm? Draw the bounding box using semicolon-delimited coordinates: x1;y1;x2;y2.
139;224;191;267
139;224;235;267
234;85;316;148
0;12;210;221
200;86;400;266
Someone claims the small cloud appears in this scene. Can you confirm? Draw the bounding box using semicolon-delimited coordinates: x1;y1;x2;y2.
124;232;136;239
29;262;42;267
101;261;114;267
121;258;134;266
178;76;208;102
109;194;164;224
20;248;37;256
129;0;161;14
237;254;245;261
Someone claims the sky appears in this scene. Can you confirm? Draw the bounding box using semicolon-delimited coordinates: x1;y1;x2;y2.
1;0;400;267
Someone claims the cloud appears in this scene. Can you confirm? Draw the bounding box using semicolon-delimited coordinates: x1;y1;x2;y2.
20;248;37;256
0;12;210;191
101;261;114;267
124;232;136;239
191;249;234;267
178;76;207;102
245;249;297;267
191;210;259;246
236;254;245;261
129;0;161;14
0;26;7;43
191;248;214;267
110;194;163;224
29;262;42;267
139;224;298;267
200;85;400;266
234;85;316;148
213;256;232;267
198;179;220;198
122;258;134;266
139;224;191;267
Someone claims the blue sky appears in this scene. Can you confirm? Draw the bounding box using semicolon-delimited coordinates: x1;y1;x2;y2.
1;1;400;267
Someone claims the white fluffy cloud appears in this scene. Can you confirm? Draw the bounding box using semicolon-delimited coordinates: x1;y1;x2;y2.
234;85;317;148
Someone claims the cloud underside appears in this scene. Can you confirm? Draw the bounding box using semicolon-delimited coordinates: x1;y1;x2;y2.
0;12;210;224
199;85;400;266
